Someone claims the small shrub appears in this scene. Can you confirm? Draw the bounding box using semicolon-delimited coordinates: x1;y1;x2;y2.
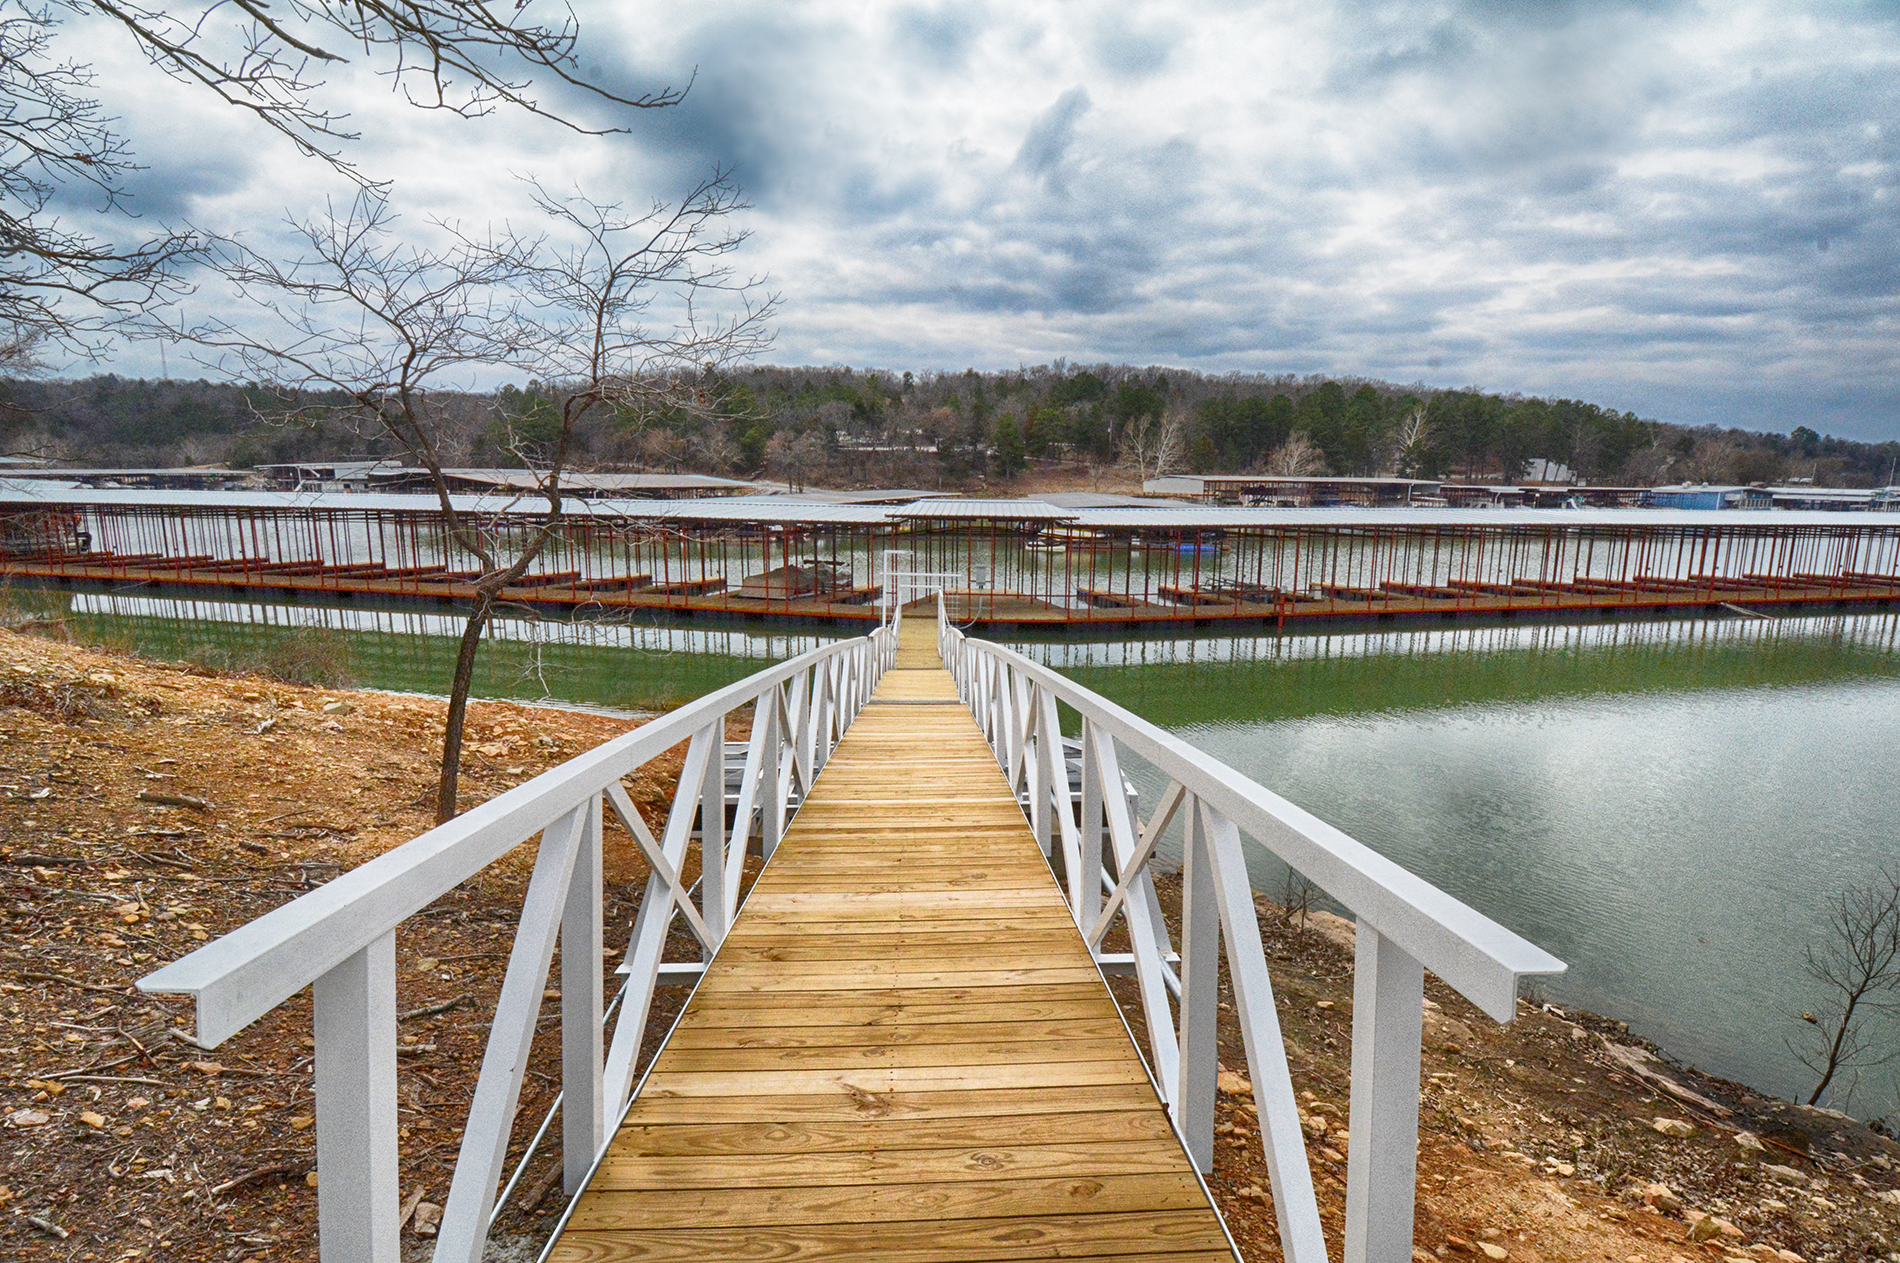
201;628;360;689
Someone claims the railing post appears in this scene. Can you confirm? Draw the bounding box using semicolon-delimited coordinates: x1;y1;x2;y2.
696;722;731;949
758;687;785;859
1175;802;1219;1172
312;931;400;1263
1197;803;1329;1263
561;794;605;1196
434;806;587;1263
1078;721;1106;930
1343;924;1427;1263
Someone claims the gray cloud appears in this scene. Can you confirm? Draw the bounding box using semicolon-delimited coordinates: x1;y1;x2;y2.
1014;87;1092;183
41;0;1900;439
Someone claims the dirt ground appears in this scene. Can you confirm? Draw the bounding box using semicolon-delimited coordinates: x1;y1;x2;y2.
1;626;1897;1262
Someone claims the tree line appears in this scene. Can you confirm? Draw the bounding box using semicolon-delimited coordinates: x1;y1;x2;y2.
7;364;1899;490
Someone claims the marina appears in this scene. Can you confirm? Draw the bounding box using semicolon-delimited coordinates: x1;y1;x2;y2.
6;483;1900;629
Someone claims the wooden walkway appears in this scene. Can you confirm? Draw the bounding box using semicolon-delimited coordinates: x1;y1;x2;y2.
547;623;1236;1261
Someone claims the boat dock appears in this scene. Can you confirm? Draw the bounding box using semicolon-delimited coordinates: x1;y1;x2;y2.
545;622;1235;1260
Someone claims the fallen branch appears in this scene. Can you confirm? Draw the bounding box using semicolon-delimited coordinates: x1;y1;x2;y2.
137;790;210;811
2;853;89;867
516;1160;564;1216
46;1053;141;1078
128;850;196;869
60;1074;172;1087
25;1215;69;1239
211;1163;295;1196
20;971;130;995
400;993;473;1023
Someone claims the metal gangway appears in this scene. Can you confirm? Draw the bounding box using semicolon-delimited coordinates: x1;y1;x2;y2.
138;602;1564;1263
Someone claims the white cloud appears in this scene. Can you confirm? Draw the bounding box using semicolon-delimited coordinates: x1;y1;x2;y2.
41;0;1900;437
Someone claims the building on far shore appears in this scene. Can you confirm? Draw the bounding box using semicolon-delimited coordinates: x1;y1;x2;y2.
1143;474;1442;506
1643;485;1775;510
251;462;756;499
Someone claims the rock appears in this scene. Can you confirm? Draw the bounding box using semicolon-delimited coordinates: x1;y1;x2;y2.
1773;1252;1803;1263
1875;1188;1900;1205
1762;1163;1806;1185
1445;1236;1472;1253
1478;1245;1508;1261
7;1109;48;1127
1236;1184;1268;1203
1414;1250;1436;1263
1651;1117;1696;1138
1642;1182;1681;1213
1315;999;1335;1010
1216;1069;1252;1096
1734;1131;1766;1153
321;700;352;714
412;1202;441;1236
1689;1215;1724;1242
1553;1162;1576;1177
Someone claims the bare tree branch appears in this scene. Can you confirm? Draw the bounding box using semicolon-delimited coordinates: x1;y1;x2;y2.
1789;866;1900;1108
165;175;772;824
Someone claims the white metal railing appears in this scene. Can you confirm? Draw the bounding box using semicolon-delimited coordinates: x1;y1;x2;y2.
878;551;963;625
937;595;1564;1263
137;626;897;1263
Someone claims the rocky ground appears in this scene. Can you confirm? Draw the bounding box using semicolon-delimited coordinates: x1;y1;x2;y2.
0;626;1896;1262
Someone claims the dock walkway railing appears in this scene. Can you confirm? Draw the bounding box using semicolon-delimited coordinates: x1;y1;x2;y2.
938;595;1566;1263
137;623;897;1263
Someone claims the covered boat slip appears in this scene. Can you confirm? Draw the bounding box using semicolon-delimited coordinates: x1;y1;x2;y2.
545;624;1236;1262
6;483;1900;627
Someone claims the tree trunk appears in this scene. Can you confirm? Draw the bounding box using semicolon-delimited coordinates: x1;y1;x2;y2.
436;594;497;824
1807;992;1862;1105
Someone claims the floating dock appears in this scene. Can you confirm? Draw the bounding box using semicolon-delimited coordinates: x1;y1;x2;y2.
5;484;1900;628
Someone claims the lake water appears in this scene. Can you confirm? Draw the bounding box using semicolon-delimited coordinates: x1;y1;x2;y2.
52;593;1900;1119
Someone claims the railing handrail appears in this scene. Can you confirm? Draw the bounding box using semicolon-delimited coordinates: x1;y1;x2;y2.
140;632;881;1047
938;627;1560;1021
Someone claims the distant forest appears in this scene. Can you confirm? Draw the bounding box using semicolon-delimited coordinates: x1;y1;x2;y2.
3;365;1897;490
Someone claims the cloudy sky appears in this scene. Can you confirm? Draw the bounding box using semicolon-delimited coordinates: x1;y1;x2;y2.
61;0;1900;439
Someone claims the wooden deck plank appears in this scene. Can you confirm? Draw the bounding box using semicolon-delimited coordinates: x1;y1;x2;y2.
548;1216;1231;1263
565;1173;1213;1230
590;1140;1193;1189
549;620;1233;1262
603;1111;1178;1156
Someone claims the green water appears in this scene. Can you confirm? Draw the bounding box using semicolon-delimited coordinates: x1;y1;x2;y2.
60;593;846;712
46;592;1900;1118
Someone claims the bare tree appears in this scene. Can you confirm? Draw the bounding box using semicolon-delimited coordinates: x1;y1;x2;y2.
3;0;679;349
167;192;545;820
1120;404;1187;481
1266;432;1327;476
1391;404;1431;477
63;0;680;175
766;430;825;492
1280;867;1318;933
2;4;200;353
174;177;773;820
1790;867;1900;1107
